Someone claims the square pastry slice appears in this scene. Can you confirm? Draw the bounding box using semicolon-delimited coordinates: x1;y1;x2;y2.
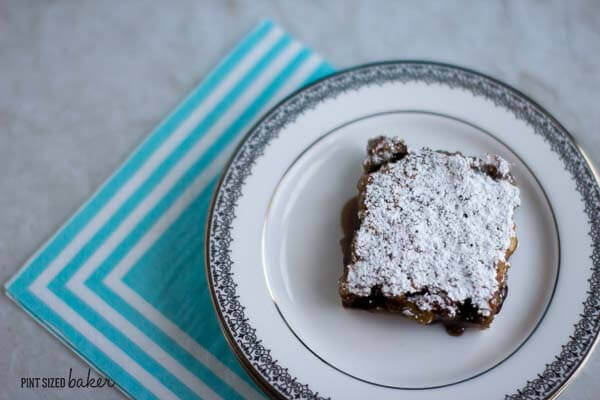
339;136;520;331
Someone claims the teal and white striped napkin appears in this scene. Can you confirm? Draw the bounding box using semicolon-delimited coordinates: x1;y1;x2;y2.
5;20;334;400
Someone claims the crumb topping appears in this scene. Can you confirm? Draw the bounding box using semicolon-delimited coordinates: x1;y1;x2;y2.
362;136;407;172
345;147;520;316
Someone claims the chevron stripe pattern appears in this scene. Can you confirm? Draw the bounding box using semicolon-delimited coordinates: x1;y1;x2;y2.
5;20;335;400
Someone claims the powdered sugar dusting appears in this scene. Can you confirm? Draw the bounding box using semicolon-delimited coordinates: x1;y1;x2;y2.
473;153;512;179
345;147;520;316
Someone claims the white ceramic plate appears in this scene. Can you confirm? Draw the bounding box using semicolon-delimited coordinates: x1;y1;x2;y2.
206;62;600;399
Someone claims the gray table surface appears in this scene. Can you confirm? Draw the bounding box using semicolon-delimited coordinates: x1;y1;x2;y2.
1;1;599;399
